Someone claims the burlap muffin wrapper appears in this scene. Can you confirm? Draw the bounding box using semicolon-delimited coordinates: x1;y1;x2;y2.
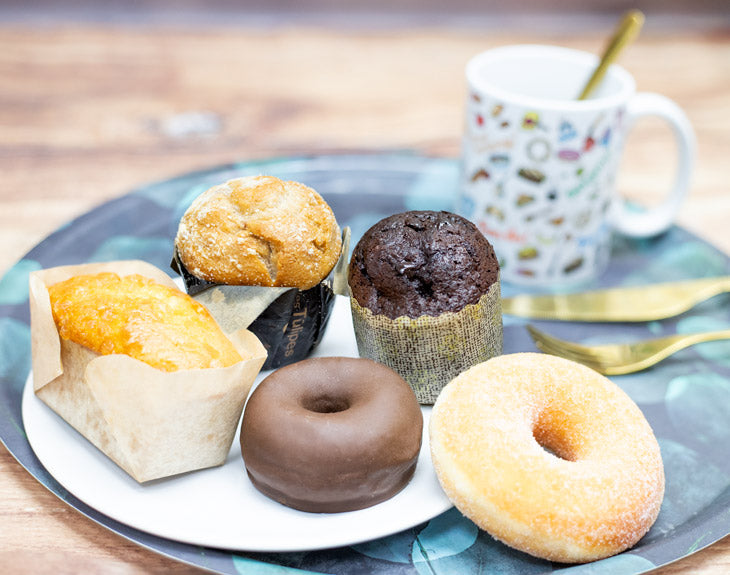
29;260;268;483
350;281;503;404
171;228;350;371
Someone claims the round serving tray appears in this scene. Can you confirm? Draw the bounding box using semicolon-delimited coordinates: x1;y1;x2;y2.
2;153;730;574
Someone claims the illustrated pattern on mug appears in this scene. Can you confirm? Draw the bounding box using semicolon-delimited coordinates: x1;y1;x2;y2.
461;91;627;284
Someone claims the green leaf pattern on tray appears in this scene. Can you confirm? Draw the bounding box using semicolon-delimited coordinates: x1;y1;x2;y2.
2;155;729;575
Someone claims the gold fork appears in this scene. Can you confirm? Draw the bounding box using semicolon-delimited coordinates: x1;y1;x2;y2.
527;325;730;375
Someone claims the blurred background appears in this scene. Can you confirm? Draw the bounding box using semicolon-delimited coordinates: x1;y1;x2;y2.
2;1;728;275
2;1;730;28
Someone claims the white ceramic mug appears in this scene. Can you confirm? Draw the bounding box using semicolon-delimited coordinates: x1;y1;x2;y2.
459;44;695;285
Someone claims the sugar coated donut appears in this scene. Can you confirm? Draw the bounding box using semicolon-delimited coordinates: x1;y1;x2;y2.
240;357;423;513
429;352;664;563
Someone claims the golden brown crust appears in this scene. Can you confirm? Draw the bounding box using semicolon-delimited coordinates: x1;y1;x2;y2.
175;175;341;289
48;272;243;372
429;353;664;563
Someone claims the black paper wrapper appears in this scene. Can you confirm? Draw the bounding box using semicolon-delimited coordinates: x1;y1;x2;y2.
248;283;334;370
170;253;219;296
170;229;348;371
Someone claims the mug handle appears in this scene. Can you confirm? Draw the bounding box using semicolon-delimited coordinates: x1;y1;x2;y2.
610;92;696;238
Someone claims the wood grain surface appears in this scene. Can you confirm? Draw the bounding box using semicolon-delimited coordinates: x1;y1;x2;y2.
1;21;729;574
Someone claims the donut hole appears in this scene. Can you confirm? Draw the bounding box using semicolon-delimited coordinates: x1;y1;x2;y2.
302;394;350;414
532;411;579;462
533;429;575;461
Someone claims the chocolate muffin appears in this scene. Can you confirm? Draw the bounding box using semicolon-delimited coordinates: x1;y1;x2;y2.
347;211;503;404
348;211;499;319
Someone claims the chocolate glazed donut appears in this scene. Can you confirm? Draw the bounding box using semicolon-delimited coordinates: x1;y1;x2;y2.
240;357;423;513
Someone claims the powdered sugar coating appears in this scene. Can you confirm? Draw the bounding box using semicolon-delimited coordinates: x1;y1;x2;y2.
175;176;341;289
429;352;665;563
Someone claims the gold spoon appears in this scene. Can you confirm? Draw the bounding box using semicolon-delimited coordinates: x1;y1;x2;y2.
578;9;645;100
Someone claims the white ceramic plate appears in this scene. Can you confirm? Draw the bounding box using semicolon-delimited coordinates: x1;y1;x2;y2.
22;295;452;552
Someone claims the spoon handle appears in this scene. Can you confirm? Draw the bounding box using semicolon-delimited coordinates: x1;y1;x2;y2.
578;10;645;100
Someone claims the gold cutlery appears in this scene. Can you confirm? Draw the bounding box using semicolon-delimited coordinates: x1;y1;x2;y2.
527;324;730;375
578;9;645;100
501;276;730;322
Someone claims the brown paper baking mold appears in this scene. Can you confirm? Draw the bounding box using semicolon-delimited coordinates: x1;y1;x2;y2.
349;280;503;404
29;260;267;483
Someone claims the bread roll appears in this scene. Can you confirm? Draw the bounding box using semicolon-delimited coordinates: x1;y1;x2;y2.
175;175;341;290
48;272;242;372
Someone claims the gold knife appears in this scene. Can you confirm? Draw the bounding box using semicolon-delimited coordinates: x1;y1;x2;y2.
501;276;730;322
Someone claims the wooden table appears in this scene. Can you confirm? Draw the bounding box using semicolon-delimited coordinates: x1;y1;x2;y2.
1;19;729;574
